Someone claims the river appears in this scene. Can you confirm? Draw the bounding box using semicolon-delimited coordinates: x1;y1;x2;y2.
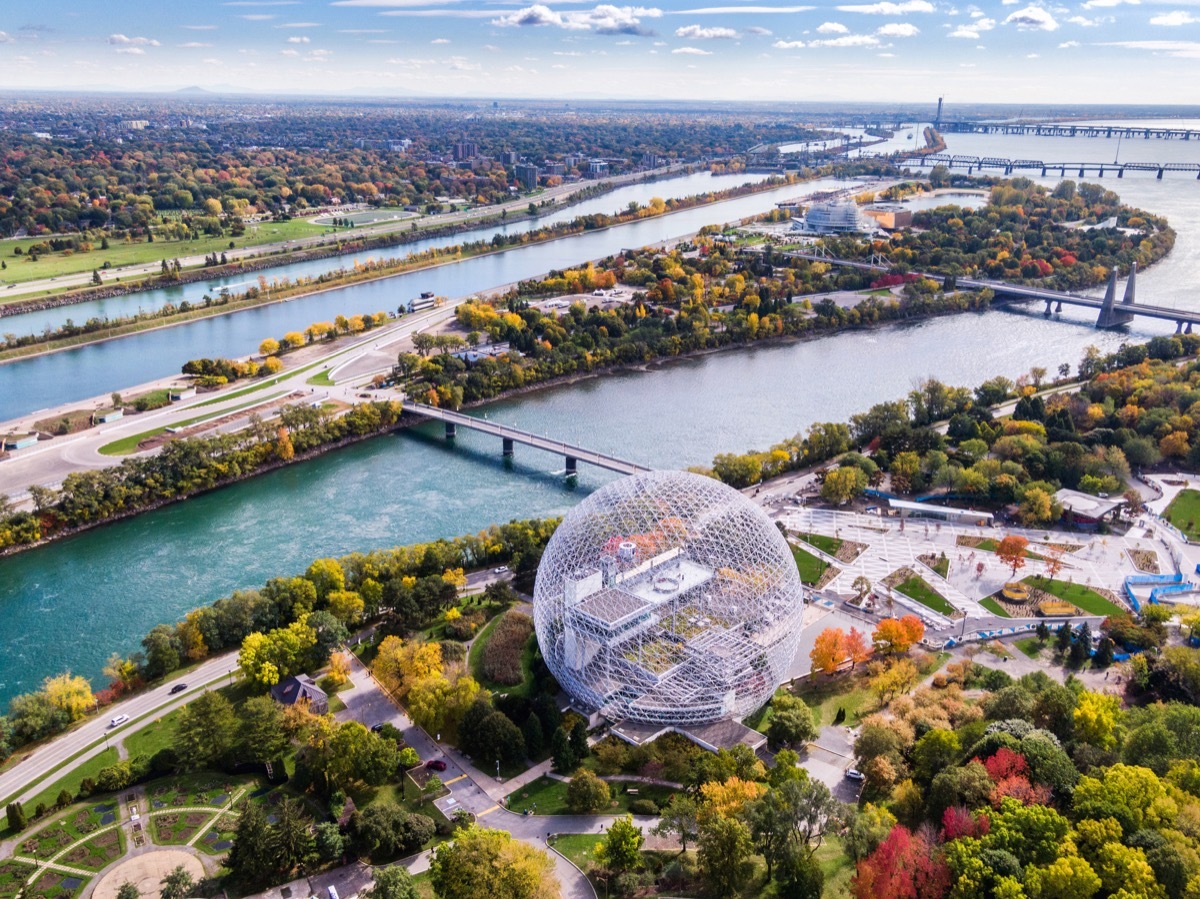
0;126;1199;700
0;173;863;422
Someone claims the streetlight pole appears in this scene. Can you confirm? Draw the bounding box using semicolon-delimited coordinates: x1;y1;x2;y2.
496;760;500;781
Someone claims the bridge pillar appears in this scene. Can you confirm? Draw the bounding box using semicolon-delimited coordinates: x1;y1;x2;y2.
1041;167;1047;177
1118;168;1124;178
1055;301;1063;313
1079;168;1086;177
1044;300;1052;316
1122;261;1137;307
565;456;578;476
1177;321;1184;335
1189;323;1195;335
1157;169;1164;180
1096;268;1135;329
502;437;514;457
445;422;456;440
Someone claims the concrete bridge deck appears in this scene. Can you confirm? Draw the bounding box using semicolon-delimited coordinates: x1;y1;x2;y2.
940;121;1200;141
901;153;1200;179
779;251;1200;330
405;403;653;476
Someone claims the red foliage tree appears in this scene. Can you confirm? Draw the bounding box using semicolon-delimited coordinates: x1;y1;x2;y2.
852;825;951;899
990;776;1052;809
981;747;1029;783
941;806;991;842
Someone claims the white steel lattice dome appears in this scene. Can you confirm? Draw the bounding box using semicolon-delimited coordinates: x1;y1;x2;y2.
533;470;806;727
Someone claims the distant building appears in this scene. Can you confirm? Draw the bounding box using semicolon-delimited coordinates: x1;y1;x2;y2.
862;205;913;231
791;202;871;234
270;674;329;715
453;140;478;161
587;159;609;178
119;120;150;131
641;152;664;169
1055;489;1124;529
97;409;124;424
515;163;539;191
543;162;566;176
500;151;519;165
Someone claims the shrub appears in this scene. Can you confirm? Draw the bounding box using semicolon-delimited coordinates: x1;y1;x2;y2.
629;799;660;816
481;611;535;685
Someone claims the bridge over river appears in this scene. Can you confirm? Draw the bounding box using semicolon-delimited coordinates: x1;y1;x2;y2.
780;251;1200;331
901;153;1200;180
405;403;653;476
940;121;1200;141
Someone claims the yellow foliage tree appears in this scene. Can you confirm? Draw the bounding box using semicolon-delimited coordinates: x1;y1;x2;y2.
43;673;95;722
327;590;365;625
327;651;351;687
699;777;767;821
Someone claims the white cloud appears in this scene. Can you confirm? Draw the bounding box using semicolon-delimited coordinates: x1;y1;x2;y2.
279;21;320;27
280;48;300;55
745;25;773;33
239;14;277;20
1066;14;1101;23
492;4;662;33
431;37;450;42
108;33;160;47
286;35;310;42
675;23;738;36
673;45;713;52
877;21;919;34
1101;38;1200;56
1151;10;1198;24
178;41;212;47
772;38;807;46
812;32;881;43
1058;38;1079;45
115;47;146;55
1003;5;1059;28
678;5;812;12
974;16;995;28
836;0;933;12
1082;0;1137;7
948;24;979;35
878;50;895;54
817;20;849;31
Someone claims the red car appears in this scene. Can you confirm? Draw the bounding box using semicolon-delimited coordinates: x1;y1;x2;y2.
425;759;448;772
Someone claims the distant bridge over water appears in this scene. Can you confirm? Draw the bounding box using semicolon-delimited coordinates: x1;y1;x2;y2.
780;251;1200;331
405;403;653;476
901;153;1200;179
939;121;1200;142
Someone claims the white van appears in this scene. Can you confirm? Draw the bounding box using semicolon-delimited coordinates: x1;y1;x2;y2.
109;714;130;728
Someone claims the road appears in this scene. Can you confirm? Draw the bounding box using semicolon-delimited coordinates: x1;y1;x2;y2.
0;165;688;301
0;654;240;806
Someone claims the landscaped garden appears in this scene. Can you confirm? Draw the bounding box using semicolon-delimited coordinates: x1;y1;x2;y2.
1030;577;1124;617
0;860;34;899
58;829;123;871
885;569;956;616
1164;488;1200;539
504;776;675;816
789;542;828;586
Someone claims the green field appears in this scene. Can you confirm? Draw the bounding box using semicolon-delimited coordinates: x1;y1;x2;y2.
551;833;603;872
1027;577;1123;618
980;597;1012;618
792;677;873;727
17;748;120;821
1164;489;1200;540
122;709;182;759
1015;637;1045;658
790;543;829;586
894;575;956;616
98;391;288;455
796;531;843;556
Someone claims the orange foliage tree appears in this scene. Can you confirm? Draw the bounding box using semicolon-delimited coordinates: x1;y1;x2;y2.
873;616;925;654
995;534;1030;579
845;627;873;669
811;628;847;676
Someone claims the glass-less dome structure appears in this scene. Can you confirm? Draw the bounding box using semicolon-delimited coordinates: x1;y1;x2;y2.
533;471;805;727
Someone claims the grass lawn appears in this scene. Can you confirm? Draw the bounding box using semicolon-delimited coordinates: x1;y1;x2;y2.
816;834;856;898
790;543;829;586
504;776;676;816
796;531;843;556
1015;637;1045;659
306;369;336;387
551;833;602;873
979;597;1012;618
411;872;435;899
894;575;956;617
1164;488;1200;540
973;537;1046;561
925;555;950;578
793;675;873;727
1026;577;1124;618
123;709;182;759
19;748;119;820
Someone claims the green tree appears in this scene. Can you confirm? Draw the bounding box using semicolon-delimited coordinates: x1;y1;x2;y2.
912;729;961;787
653;794;699;854
1024;854;1101;899
274;797;315;874
226;801;275;887
569;719;589;761
550;727;575;774
746;787;794;881
767;694;818;750
777;843;824;899
820;466;867;504
6;801;26;832
697;816;754;896
176;690;238;770
238;695;289;763
566;769;610;813
845;803;897;861
159;866;195;899
430;824;559;899
362;867;418;899
595;816;643;874
314;822;345;864
117;883;139;899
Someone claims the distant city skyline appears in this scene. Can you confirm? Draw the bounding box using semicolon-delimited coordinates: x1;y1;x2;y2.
2;0;1200;103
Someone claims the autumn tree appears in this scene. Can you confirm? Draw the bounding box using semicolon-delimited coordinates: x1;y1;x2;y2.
811;628;847;676
872;616;925;654
845;628;872;669
995;535;1030;579
821;466;868;505
430;824;559;899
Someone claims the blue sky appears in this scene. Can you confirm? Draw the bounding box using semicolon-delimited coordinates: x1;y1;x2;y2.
1;0;1199;102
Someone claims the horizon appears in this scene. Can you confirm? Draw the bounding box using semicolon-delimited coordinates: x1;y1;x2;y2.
4;0;1200;104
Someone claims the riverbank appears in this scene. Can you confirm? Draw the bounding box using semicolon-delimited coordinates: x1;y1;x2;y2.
0;174;803;365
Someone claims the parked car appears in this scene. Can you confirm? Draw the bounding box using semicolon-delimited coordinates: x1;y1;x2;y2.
169;683;187;695
425;759;448;772
371;723;386;733
845;768;865;781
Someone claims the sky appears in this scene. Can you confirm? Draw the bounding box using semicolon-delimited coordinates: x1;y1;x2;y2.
1;0;1200;103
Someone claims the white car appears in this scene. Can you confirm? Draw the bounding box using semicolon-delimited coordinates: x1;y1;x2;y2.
493;565;509;574
109;714;130;728
845;768;865;781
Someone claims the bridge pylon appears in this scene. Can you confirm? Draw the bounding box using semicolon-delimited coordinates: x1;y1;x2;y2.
1121;261;1137;307
1096;268;1135;329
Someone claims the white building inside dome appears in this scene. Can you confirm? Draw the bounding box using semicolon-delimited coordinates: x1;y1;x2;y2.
533;471;806;735
791;201;873;234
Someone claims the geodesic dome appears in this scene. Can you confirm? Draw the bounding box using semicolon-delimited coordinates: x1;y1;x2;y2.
533;470;805;727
